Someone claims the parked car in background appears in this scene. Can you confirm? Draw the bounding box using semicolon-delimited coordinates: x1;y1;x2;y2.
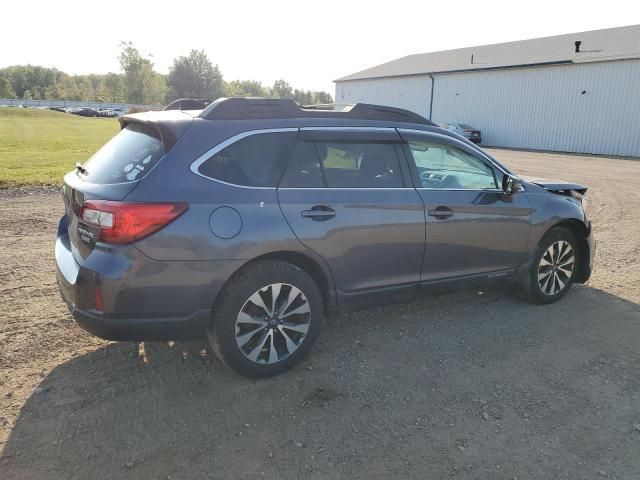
442;123;482;143
55;98;594;378
96;108;121;118
165;98;212;110
72;108;98;117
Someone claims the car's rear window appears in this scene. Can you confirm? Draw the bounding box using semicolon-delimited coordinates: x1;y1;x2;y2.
80;123;165;184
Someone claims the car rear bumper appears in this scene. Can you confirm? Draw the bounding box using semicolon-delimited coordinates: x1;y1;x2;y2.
55;237;210;340
68;305;209;341
54;215;235;341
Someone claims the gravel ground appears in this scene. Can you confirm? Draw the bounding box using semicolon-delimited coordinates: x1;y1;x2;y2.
1;149;639;480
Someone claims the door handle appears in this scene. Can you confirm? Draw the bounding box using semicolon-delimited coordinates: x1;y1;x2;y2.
301;205;336;221
427;206;454;219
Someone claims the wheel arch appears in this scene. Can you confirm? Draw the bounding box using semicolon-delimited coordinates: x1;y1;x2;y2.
543;219;591;284
211;250;337;319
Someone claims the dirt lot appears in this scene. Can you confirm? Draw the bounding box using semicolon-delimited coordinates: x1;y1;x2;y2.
1;149;639;480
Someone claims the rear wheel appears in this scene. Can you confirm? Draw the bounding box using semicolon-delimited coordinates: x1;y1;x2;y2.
207;260;323;378
520;227;579;304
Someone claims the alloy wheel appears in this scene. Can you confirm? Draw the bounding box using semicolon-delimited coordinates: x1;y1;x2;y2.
537;240;575;296
234;283;311;364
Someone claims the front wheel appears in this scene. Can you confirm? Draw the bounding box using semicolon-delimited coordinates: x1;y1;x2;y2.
207;260;323;378
520;227;579;304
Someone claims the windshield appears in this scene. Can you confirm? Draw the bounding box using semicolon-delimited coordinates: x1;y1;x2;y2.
80;123;164;184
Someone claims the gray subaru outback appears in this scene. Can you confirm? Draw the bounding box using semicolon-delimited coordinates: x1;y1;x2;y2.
55;98;594;377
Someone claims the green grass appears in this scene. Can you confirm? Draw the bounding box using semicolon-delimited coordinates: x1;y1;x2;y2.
0;108;120;187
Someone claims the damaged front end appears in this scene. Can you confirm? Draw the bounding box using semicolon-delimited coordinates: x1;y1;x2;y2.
524;176;590;217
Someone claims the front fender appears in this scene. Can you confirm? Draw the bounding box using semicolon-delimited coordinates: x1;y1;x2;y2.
526;192;589;251
520;185;593;283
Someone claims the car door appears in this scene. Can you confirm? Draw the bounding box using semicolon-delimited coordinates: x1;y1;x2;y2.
399;129;532;281
277;128;426;303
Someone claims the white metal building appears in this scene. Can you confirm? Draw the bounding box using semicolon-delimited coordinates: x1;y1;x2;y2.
335;25;640;157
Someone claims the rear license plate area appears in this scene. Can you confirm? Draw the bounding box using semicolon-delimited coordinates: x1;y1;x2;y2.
77;221;100;245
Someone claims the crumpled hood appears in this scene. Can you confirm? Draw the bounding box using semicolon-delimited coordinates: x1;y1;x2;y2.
523;176;588;194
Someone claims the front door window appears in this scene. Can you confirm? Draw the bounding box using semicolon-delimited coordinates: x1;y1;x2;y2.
407;141;497;190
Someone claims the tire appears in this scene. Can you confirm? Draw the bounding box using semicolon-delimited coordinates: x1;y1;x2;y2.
520;226;579;304
207;260;323;378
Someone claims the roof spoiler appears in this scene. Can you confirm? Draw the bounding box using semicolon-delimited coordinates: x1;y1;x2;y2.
198;97;435;125
119;111;194;151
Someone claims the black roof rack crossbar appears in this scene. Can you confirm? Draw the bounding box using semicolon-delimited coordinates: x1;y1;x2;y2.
198;97;435;125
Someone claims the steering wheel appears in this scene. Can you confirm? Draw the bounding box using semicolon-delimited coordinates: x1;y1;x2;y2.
420;170;447;188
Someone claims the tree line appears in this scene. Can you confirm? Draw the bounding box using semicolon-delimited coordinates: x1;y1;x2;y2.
0;42;333;106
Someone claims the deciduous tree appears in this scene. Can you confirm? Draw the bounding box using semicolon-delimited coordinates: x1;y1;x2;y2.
104;73;126;103
118;41;157;104
168;50;223;100
271;79;293;99
0;77;15;98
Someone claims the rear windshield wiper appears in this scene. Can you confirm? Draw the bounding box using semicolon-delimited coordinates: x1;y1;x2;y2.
75;163;88;175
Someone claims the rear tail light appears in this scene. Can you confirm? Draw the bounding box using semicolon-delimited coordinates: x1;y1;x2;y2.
80;201;188;244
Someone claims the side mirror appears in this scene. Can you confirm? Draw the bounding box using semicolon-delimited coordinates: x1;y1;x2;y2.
502;174;523;194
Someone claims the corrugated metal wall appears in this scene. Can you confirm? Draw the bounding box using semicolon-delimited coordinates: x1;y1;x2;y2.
335;59;640;157
431;60;640;156
335;76;432;118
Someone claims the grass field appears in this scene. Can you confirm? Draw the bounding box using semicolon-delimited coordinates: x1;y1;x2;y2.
0;108;119;187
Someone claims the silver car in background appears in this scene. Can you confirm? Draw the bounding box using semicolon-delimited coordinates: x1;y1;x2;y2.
443;123;482;144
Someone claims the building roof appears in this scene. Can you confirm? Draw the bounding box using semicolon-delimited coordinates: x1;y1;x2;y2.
335;24;640;82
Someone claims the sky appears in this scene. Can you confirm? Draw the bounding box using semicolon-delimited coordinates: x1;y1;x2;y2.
1;0;638;94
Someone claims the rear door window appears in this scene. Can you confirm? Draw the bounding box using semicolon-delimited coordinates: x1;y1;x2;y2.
280;137;404;188
198;131;296;187
321;142;403;188
81;123;165;184
278;140;324;187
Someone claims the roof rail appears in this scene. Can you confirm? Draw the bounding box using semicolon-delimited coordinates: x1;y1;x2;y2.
198;97;435;125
